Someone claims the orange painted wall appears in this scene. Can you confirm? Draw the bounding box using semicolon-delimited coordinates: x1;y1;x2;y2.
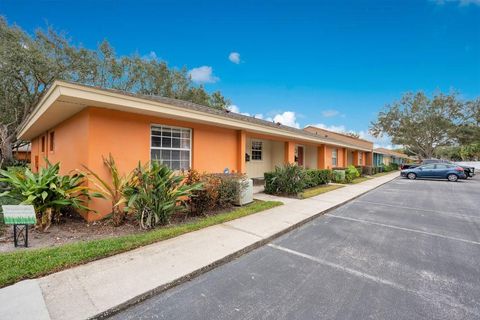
324;146;346;169
30;106;374;220
31;107;240;220
30;109;90;175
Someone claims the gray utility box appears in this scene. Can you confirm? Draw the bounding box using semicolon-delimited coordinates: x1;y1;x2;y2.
235;178;254;206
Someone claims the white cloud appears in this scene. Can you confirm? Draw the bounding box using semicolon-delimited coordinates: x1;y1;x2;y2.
310;123;347;133
321;109;340;118
227;104;251;116
308;123;395;149
228;52;241;64
143;51;158;60
270;111;300;128
227;105;240;113
433;0;480;6
227;105;265;119
188;66;219;84
357;130;394;149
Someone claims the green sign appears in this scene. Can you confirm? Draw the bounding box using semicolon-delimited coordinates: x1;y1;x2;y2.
2;205;36;225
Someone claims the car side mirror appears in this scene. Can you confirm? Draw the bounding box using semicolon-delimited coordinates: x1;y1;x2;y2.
418;167;422;170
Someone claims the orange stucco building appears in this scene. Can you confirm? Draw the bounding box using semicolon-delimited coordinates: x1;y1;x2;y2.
19;81;373;220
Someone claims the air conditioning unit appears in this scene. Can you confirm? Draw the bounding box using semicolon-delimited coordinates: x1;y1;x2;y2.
235;178;253;206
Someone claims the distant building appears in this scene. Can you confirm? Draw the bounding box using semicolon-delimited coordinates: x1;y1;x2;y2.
373;148;411;166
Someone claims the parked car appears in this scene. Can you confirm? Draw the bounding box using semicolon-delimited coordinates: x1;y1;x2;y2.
401;159;475;178
401;163;466;182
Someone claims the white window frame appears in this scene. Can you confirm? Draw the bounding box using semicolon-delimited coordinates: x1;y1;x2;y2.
251;140;263;161
150;124;192;171
332;148;338;167
359;151;363;164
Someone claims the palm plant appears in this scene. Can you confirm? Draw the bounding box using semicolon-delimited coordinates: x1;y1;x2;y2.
83;154;133;226
124;161;203;229
0;161;96;231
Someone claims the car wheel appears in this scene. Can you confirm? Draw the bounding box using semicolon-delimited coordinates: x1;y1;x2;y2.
447;174;458;182
407;173;416;180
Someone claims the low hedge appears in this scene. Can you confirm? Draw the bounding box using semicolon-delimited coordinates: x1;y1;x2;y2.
345;165;360;183
362;166;373;176
305;169;332;188
265;165;332;196
332;170;346;183
264;164;306;195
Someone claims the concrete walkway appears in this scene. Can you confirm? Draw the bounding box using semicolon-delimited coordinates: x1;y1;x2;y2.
0;172;399;320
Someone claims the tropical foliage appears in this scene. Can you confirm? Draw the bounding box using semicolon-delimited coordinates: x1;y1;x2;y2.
0;162;98;231
83;154;134;226
124;162;202;229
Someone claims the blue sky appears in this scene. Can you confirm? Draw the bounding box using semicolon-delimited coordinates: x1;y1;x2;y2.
1;0;479;147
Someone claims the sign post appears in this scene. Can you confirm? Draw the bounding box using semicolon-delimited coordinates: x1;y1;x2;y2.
2;205;36;247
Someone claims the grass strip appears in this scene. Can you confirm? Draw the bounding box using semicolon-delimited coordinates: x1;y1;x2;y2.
350;177;371;184
0;200;282;288
371;171;397;177
298;184;344;199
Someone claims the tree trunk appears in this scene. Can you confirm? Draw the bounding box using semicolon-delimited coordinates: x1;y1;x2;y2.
0;126;14;164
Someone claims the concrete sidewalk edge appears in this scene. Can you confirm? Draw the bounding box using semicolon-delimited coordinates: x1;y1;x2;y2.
92;173;399;319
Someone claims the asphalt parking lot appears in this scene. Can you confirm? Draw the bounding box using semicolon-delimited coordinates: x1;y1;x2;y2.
111;176;480;320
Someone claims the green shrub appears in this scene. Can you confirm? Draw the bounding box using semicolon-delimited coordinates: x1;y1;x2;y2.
382;163;399;172
305;169;332;188
264;172;276;194
332;170;346;183
389;163;399;171
124;162;202;229
185;170;247;215
355;166;364;176
345;165;360;183
363;166;373;176
264;164;306;195
0;162;98;231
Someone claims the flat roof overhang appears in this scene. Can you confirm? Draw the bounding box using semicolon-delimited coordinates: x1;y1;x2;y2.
18;81;373;152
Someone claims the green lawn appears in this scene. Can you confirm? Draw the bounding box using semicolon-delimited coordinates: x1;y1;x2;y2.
298;184;344;199
350;177;371;184
0;200;282;288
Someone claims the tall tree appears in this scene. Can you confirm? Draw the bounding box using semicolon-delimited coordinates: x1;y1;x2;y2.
0;18;230;163
370;92;464;159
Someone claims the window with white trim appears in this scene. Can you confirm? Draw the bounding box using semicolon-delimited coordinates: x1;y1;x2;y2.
251;141;263;160
332;148;338;166
151;125;191;170
359;151;363;164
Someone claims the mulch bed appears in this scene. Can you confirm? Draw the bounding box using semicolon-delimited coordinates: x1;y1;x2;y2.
0;207;237;253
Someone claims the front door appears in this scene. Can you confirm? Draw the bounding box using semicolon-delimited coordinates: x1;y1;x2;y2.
348;151;353;166
297;146;304;166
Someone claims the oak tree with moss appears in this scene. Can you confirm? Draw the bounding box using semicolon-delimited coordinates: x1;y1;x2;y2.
0;17;229;164
370;92;479;159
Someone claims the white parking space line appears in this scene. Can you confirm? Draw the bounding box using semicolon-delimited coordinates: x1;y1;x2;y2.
327;214;480;246
353;200;480;220
268;244;479;317
268;244;407;290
